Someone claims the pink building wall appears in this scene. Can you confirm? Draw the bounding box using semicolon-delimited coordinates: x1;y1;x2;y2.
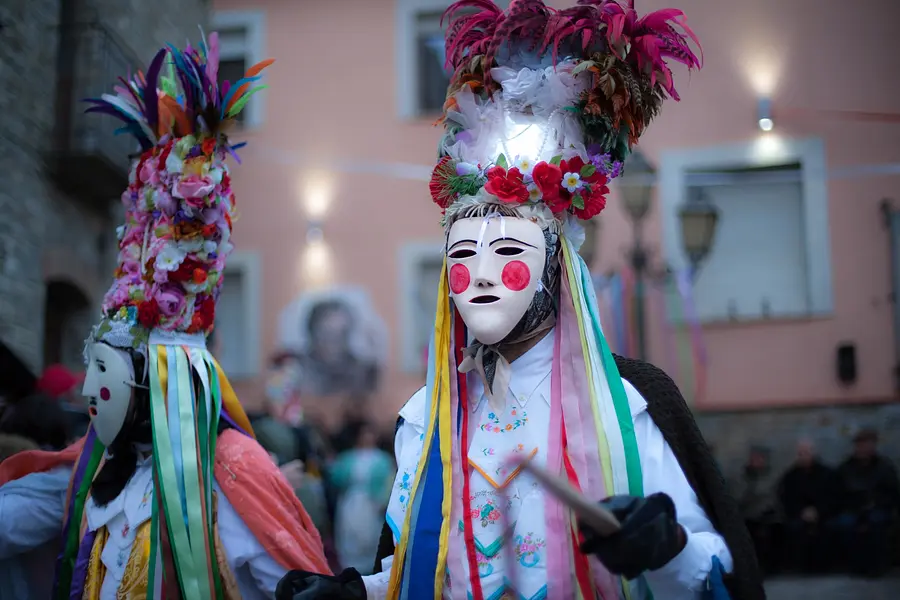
214;0;900;423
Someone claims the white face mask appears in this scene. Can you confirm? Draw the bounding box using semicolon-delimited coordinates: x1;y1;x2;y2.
446;215;547;345
82;343;137;447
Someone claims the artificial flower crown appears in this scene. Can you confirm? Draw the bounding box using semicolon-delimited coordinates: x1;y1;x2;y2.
430;0;701;227
85;33;273;351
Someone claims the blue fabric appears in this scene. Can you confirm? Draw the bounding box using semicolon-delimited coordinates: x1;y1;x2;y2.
0;466;72;598
702;556;731;600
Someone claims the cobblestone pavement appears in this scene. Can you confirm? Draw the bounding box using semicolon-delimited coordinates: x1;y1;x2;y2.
765;574;900;600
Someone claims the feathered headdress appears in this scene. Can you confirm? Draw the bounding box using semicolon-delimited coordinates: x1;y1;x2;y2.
430;0;701;226
56;32;272;600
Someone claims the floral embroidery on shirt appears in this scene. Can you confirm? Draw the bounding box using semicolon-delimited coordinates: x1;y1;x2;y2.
470;500;503;528
121;522;130;538
514;533;546;568
480;409;528;433
396;471;412;509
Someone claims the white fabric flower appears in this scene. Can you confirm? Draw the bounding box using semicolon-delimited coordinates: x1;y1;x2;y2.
442;87;504;165
563;172;583;193
515;157;535;175
155;244;187;271
527;182;542;202
202;240;218;256
116;225;126;240
491;67;542;102
165;150;184;174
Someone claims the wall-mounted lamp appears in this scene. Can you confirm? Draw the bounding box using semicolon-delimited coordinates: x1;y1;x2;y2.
757;97;774;132
306;220;324;244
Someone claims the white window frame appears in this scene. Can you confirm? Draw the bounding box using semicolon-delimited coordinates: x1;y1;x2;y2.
395;0;510;120
220;250;262;379
399;240;446;372
658;136;833;317
211;10;267;129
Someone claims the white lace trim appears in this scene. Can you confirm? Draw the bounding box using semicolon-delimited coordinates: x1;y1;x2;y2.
148;330;208;349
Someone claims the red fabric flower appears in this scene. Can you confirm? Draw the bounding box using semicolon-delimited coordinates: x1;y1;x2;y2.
484;167;528;204
531;162;563;203
169;257;203;283
195;296;216;331
137;299;161;328
201;137;217;156
573;184;609;220
559;156;586;177
157;139;174;171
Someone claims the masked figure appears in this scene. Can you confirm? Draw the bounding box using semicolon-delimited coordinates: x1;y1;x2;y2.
278;1;763;598
0;36;331;599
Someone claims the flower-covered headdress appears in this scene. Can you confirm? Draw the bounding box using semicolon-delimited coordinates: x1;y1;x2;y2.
389;3;702;599
56;33;273;600
430;0;701;228
85;36;273;353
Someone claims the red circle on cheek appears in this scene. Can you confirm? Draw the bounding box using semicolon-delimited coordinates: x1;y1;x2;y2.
449;264;471;294
100;387;111;401
501;261;531;292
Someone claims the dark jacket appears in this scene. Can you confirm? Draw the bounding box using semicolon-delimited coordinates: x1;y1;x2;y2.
373;355;764;600
778;461;840;521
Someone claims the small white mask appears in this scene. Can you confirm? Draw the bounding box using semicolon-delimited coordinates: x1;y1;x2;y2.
82;342;137;447
447;215;547;345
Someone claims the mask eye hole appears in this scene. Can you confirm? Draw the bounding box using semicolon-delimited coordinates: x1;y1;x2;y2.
449;248;476;259
495;247;524;256
96;361;107;374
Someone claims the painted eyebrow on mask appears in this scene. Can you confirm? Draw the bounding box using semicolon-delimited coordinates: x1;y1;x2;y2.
448;239;478;250
489;237;537;249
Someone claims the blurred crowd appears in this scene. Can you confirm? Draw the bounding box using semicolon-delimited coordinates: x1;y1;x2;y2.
731;431;900;578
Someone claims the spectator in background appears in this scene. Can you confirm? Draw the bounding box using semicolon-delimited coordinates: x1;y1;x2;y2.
35;364;89;442
732;445;781;574
330;424;394;574
778;439;839;573
834;428;900;576
0;393;70;451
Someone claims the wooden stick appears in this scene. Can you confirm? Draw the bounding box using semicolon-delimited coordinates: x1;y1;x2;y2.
509;454;621;536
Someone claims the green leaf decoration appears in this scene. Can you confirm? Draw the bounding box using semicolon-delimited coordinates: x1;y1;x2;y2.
496;154;508;170
550;155;563;166
580;164;597;178
572;194;585;210
572;61;596;75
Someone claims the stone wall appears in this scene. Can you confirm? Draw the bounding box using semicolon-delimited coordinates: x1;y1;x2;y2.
0;0;208;373
697;402;900;484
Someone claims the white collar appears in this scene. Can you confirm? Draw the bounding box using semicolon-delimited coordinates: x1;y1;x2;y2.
468;331;554;412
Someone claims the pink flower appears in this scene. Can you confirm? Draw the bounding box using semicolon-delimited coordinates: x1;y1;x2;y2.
122;261;141;277
173;176;214;207
153;284;187;317
139;160;161;186
154;189;177;215
488;510;500;520
106;285;130;307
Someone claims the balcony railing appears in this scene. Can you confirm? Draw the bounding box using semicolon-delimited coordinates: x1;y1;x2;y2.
48;22;142;208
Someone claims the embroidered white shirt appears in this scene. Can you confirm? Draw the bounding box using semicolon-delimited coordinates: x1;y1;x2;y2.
0;454;286;599
364;333;732;599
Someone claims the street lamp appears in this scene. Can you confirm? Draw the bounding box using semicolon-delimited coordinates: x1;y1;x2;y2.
679;188;720;273
618;151;657;361
617;151;719;361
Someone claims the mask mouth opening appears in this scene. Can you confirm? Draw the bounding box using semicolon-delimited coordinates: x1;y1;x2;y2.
470;295;501;305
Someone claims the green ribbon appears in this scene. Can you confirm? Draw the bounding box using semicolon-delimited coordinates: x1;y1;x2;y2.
149;346;200;597
175;347;213;599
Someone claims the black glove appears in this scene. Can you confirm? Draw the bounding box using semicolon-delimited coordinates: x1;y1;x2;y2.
275;568;366;600
579;493;686;580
